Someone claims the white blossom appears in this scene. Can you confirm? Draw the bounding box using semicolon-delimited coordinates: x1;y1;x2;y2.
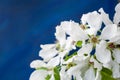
114;3;120;24
61;21;88;41
30;3;120;80
81;11;102;35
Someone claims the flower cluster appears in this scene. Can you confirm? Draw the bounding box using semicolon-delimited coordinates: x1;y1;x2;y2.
30;3;120;80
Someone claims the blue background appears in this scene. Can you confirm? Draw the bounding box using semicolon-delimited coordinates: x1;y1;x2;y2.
0;0;118;80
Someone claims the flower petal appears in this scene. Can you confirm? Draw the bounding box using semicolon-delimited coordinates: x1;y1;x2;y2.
29;70;48;80
95;40;111;64
84;67;95;80
39;48;58;62
114;3;120;24
109;28;120;44
30;60;46;68
67;65;83;80
47;56;60;68
85;28;98;35
40;44;56;50
60;66;71;80
110;35;120;44
65;37;76;51
55;25;66;47
90;56;102;71
112;61;120;78
103;60;112;69
113;49;120;64
99;8;112;25
95;70;101;80
100;24;117;40
61;21;88;41
77;43;93;59
81;11;102;31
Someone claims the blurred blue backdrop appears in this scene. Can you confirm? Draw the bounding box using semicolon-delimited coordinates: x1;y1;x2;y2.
0;0;118;80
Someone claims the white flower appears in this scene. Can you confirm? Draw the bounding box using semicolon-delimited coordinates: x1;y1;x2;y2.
55;25;76;51
30;3;120;80
39;43;74;63
39;44;58;62
65;55;101;80
30;56;60;69
114;2;120;25
39;25;77;62
81;11;102;35
100;23;120;44
99;3;120;44
66;59;89;80
61;21;88;41
99;3;120;25
30;56;60;80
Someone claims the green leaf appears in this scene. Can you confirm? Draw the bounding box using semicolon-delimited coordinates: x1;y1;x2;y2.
53;66;60;80
76;41;82;47
101;67;115;80
64;52;77;61
45;75;51;80
101;67;112;76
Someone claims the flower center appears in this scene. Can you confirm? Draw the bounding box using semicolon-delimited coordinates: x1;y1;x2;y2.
80;24;86;30
89;61;94;65
91;36;98;44
107;43;116;50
